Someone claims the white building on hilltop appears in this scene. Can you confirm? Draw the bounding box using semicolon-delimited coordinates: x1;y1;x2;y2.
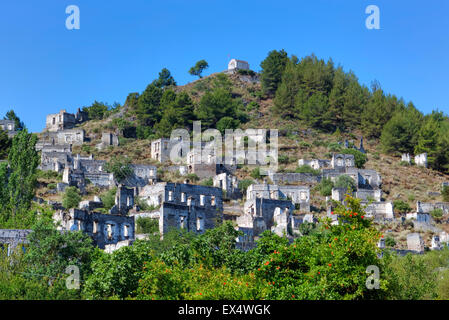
228;59;250;72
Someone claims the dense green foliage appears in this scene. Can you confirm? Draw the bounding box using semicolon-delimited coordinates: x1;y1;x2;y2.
82;101;110;120
0;130;11;159
443;186;449;202
265;50;449;173
334;175;357;193
0;129;39;228
393;200;412;214
189;60;209;79
104;156;133;183
4;110;25;130
62;186;82;209
2;196;449;300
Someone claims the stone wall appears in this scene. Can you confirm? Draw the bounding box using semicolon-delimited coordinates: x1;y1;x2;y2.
417;201;449;214
53;209;135;249
0;229;32;255
267;172;321;184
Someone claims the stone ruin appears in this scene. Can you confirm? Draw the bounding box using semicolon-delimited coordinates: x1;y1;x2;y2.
0;120;17;137
110;185;137;215
135;182;224;236
213;172;241;199
246;182;310;212
53;208;134;250
236;197;296;242
96;132;119;150
401;153;411;164
407;233;424;253
415;153;428;168
416;201;449;215
0;229;32;256
45;109;87;132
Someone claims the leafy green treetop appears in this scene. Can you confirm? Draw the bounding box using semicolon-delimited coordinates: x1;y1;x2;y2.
189;60;209;79
4;109;25;130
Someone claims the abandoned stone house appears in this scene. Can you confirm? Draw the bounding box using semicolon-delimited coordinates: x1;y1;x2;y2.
228;59;250;72
324;167;382;191
246;183;310;212
298;153;355;171
186;147;217;179
151;138;190;163
431;235;442;250
53;208;134;250
96;132;119;150
38;129;85;147
332;187;383;203
330;188;393;219
45;109;86;132
110;185;138;215
298;159;331;170
213;172;241;199
0;119;17;137
136;182;224;235
407;233;424;253
267;171;321;185
0;229;32;256
236;197;295;242
416;201;449;215
402;153;412;164
415;153;428;168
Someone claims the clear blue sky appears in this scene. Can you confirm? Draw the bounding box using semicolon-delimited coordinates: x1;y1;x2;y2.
0;0;448;132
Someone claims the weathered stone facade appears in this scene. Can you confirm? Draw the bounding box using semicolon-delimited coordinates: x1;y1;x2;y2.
267;171;321;184
0;120;17;137
228;59;250;72
45;109;86;132
246;183;310;212
0;229;31;256
415;153;428;168
213;173;241;199
53;209;134;249
110;185;137;215
416;201;449;215
407;233;424;252
136;182;223;235
96;132;119;150
237;197;295;241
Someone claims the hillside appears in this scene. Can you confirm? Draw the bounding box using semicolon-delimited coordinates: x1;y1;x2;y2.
35;70;449;214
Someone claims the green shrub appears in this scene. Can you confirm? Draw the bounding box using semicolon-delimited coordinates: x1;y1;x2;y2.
136;217;159;234
47;183;56;190
278;154;290;164
430;208;444;221
185;173;199;182
393;200;412;214
334;175;357;193
341;148;368;169
328;142;343;152
385;236;396;247
442;186;449;202
200;178;213;187
62;186;81;209
250;167;262;179
319;178;334;196
238;179;254;194
101;187;117;210
295;165;320;176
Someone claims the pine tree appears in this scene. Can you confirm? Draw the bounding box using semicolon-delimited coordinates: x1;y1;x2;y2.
260;49;289;96
380;103;423;154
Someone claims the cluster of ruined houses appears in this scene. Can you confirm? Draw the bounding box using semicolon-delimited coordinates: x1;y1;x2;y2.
1;102;449;255
0;119;18;138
